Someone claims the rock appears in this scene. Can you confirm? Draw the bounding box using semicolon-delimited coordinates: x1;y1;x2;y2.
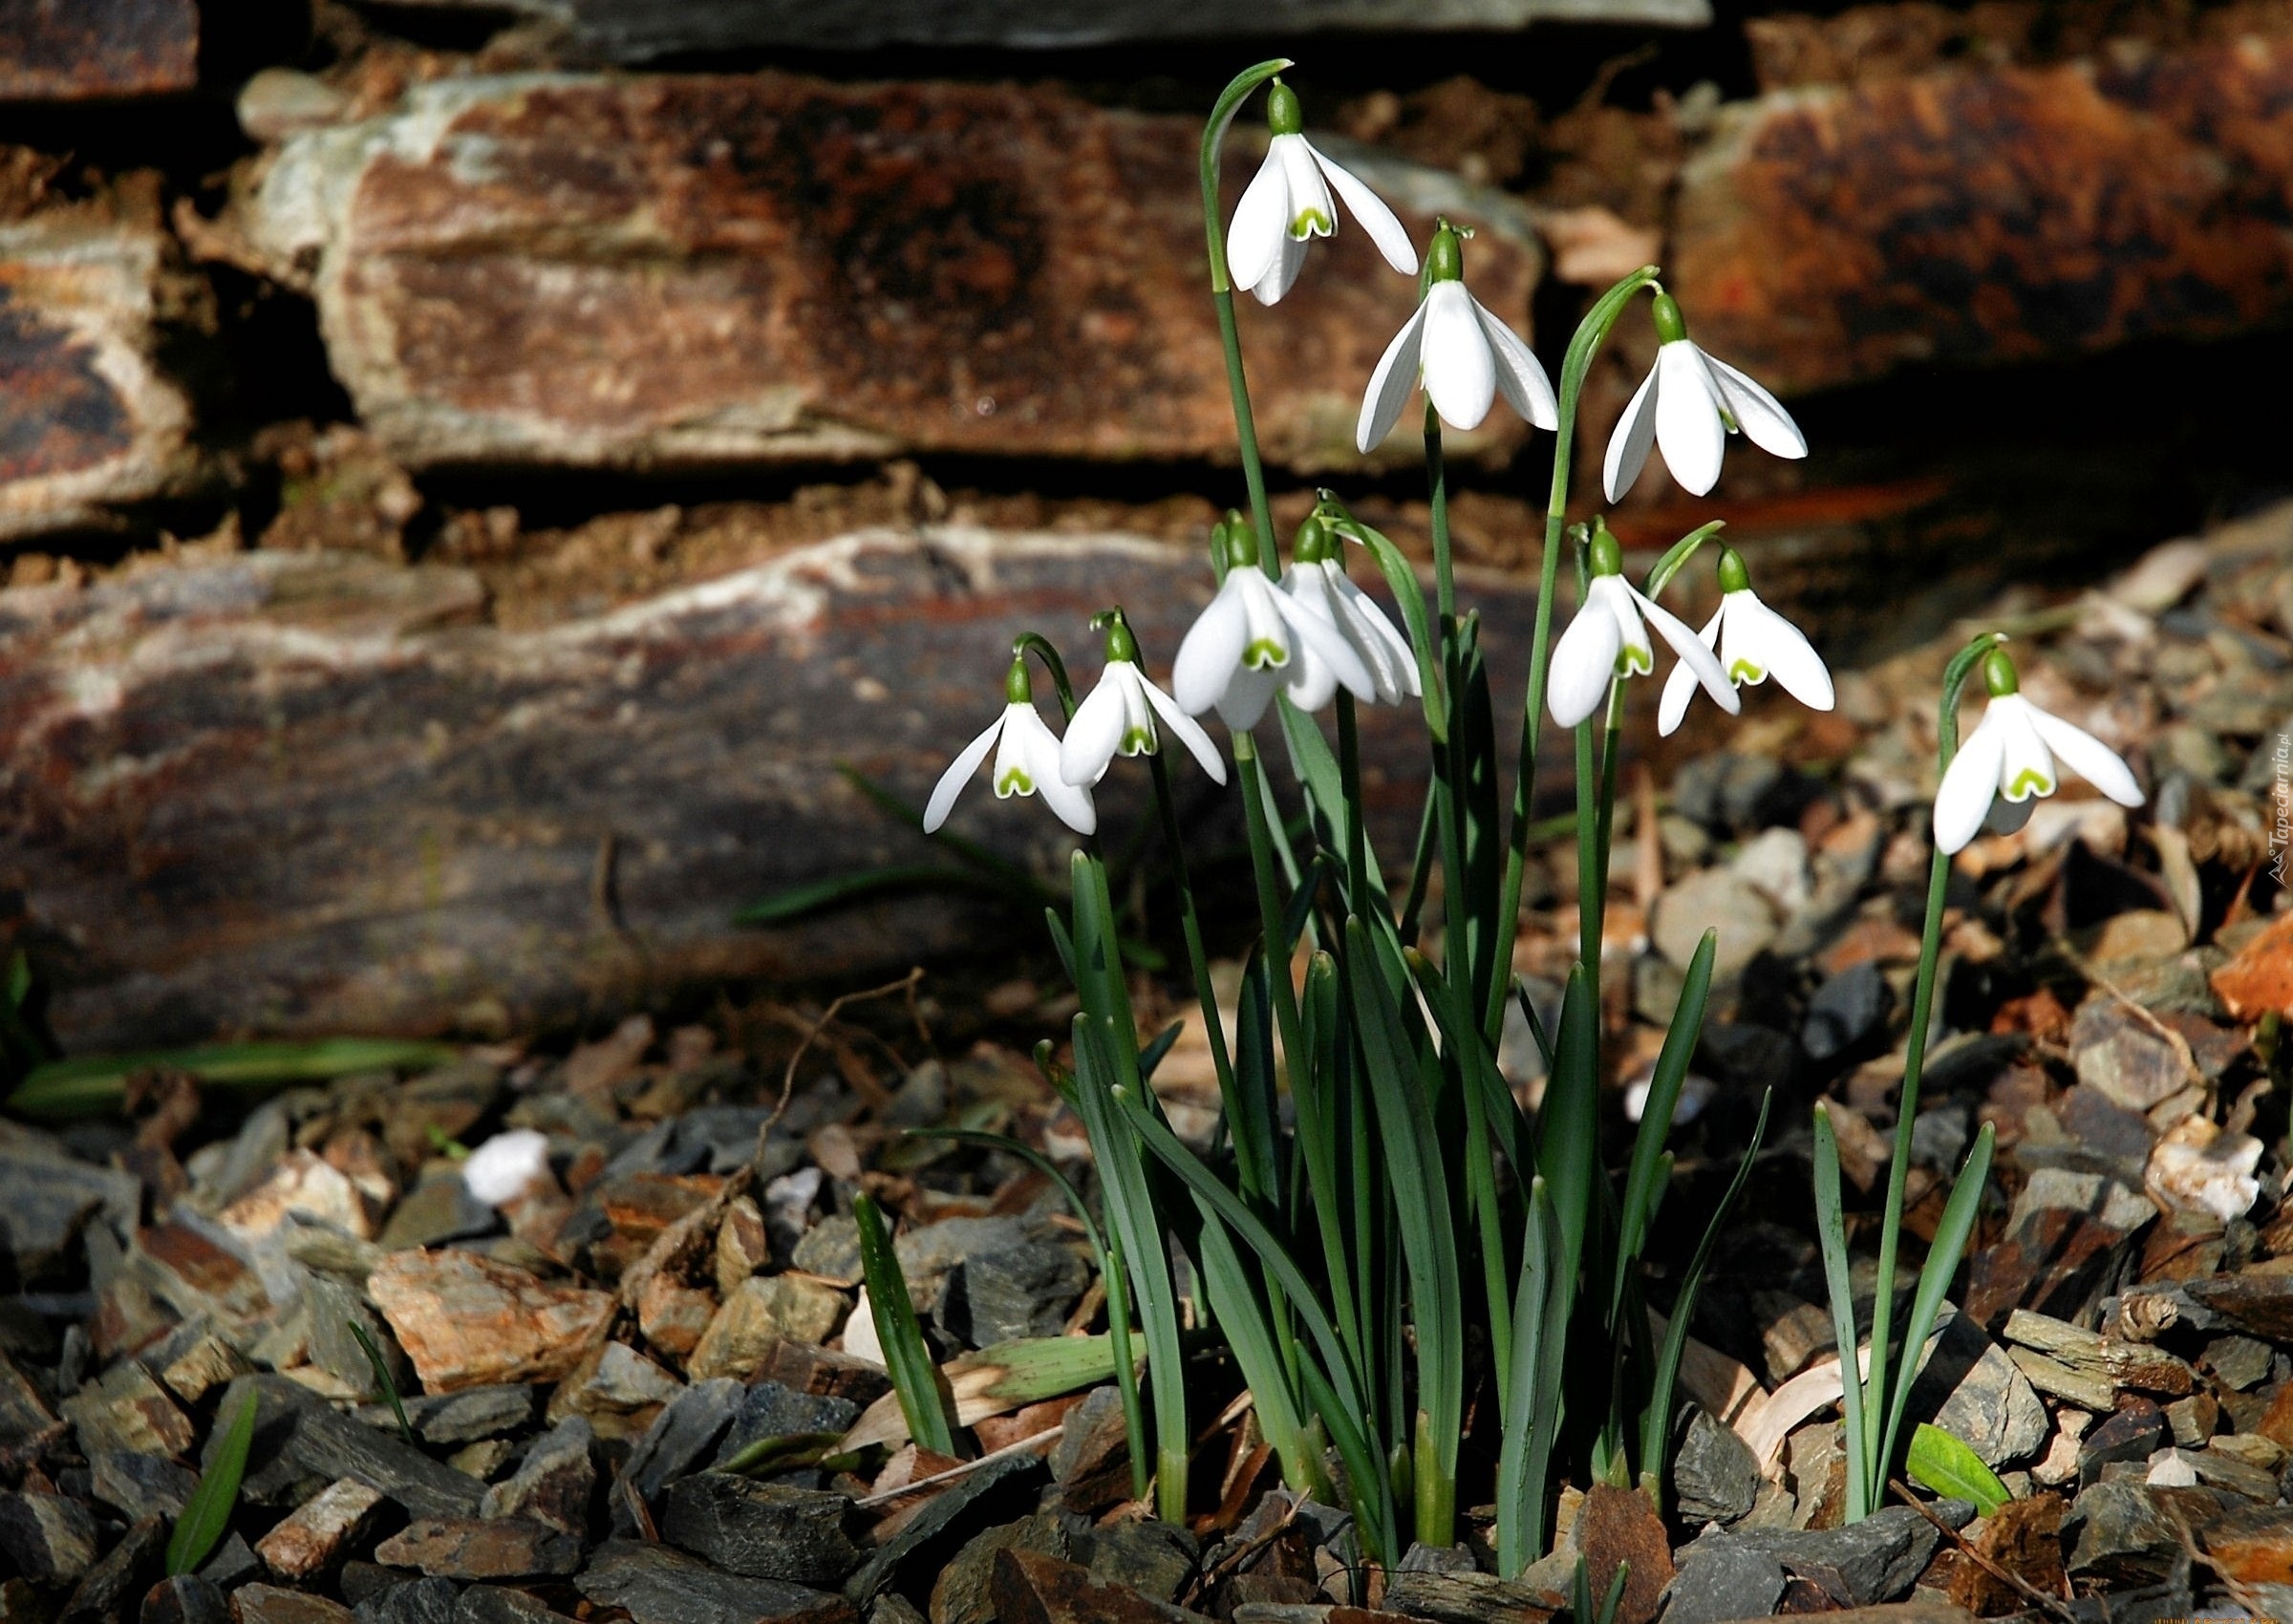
354;1577;461;1624
230;1585;357;1624
1671;34;2293;398
2214;911;2293;1020
2065;1480;2183;1583
0;193;199;542
1730;827;1810;913
2079;1400;2169;1487
258;1479;389;1582
2207;1336;2275;1392
932;1513;1074;1624
1072;1522;1195;1606
756;1344;893;1406
220;1150;377;1244
1048;1385;1133;1513
576;1538;856;1624
63;1361;196;1458
1913;1318;2048;1467
1711;1504;1960;1607
452;1587;577;1624
0;1129;139;1281
375;1520;583;1581
1672;1405;1761;1526
689;1276;848;1381
936;1245;1087;1346
370;1250;616;1393
482;1417;595;1534
843;1452;1047;1605
712;1382;862;1468
1660;1539;1786;1624
563;1342;683;1416
617;1379;744;1515
139;1574;228;1624
1652;869;1778;979
2006;1165;2155;1237
2196;1500;2293;1588
658;1476;863;1586
1802;963;1891;1063
0;1347;57;1446
239;75;1541;479
2189;1260;2293;1341
1374;1568;1562;1623
369;1387;542;1448
1568;1484;1672;1624
986;1549;1210;1624
65;1515;166;1620
285;1404;487;1520
716;1198;773;1300
2068;1000;2190;1114
0;1490;98;1583
377;1180;502;1253
1944;1492;2067;1616
91;1451;199;1523
0;0;195;98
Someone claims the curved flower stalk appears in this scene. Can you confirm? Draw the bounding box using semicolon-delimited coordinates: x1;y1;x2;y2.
1357;220;1558;454
1280;515;1421;708
1933;648;2143;854
1228;79;1418;306
1658;545;1835;736
1174;515;1377;728
1603;290;1806;501
1548;522;1738;730
924;654;1096;836
1061;611;1229;787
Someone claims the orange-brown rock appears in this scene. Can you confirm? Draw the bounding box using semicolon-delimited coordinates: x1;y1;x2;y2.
368;1250;615;1393
0;0;196;100
2214;912;2293;1020
238;73;1541;475
1670;34;2293;395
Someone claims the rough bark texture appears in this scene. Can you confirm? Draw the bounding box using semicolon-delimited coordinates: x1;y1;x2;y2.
0;0;198;102
234;73;1543;476
0;200;199;542
1669;32;2293;395
395;0;1710;57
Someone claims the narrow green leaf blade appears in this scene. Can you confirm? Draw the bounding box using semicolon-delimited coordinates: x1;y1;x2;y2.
1615;930;1716;1312
853;1191;959;1457
1811;1102;1872;1521
1879;1122;1998;1487
345;1320;413;1445
13;1038;457;1118
1906;1421;2011;1515
734;865;1014;925
168;1387;257;1574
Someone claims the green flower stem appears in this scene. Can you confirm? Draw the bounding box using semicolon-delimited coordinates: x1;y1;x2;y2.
1424;407;1471;1004
1235;730;1365;1375
1425;400;1456;622
1483;267;1661;1045
1199;59;1292;570
1575;713;1603;981
1336;693;1375;920
1593;680;1627;920
1147;747;1251;1187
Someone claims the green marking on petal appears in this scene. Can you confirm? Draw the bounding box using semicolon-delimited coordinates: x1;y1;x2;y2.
1289;208;1333;237
996;766;1034;796
1615;646;1653;677
1243;638;1288;670
2006;769;2052;801
1727;659;1765;684
1121;726;1156;757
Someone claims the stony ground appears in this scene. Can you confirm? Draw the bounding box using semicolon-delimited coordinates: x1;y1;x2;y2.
2;503;2290;1624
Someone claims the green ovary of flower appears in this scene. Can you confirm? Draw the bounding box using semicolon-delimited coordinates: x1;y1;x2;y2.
2007;768;2052;800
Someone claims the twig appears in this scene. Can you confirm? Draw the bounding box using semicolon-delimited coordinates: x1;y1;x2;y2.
762;967;927;1138
1887;1480;2076;1623
852;1425;1061;1507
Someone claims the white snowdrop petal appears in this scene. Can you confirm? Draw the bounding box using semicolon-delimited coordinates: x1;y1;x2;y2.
1421;281;1497;433
1703;353;1809;459
1173;579;1251;716
923;712;1005;832
1277;588;1378;702
1251;230;1310;306
1357;303;1429;453
1993;697;2057;803
1306;140;1419;273
1215;664;1283;731
1726;591;1833;711
462;1130;552;1207
1276;134;1335;237
1658;605;1723;737
1470;295;1559;430
1603;363;1661;503
1933;711;2006;854
1601;577;1653;675
1635;584;1739;715
2027;708;2144;808
1654;342;1726;495
1226;147;1291;294
1143;677;1228;784
1548;595;1623;729
1009;707;1095;834
1061;671;1130;786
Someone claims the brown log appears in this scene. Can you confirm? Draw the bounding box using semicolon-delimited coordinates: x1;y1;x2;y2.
1669;32;2293;395
234;73;1542;476
0;0;196;102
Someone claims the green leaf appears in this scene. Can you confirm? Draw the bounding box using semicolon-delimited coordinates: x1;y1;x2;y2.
168;1386;256;1574
1641;520;1727;602
1328;518;1447;738
1906;1422;2011;1516
734;865;1018;926
346;1320;413;1445
1615;929;1717;1315
1878;1122;1997;1490
1497;1177;1557;1576
1811;1102;1873;1522
12;1038;457;1119
853;1191;959;1457
713;1430;852;1477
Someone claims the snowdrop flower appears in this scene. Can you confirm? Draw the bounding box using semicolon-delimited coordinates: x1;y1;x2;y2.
1279;516;1420;707
1173;515;1378;730
1659;546;1834;736
1603;291;1807;501
1228;79;1418;306
462;1129;552;1207
1060;612;1228;787
1548;522;1739;731
1357;220;1558;454
1933;649;2142;855
925;655;1096;838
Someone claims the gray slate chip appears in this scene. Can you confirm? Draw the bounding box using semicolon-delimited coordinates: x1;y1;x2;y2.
577;1538;852;1624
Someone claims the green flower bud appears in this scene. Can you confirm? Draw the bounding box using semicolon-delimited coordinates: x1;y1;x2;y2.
1717;545;1750;595
1266;79;1303;136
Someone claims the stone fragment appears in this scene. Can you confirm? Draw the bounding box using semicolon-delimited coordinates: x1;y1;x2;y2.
2079;1400;2168;1487
258;1478;388;1581
2068;1000;2191;1114
576;1538;856;1624
657;1476;863;1586
452;1588;576;1624
0;0;195;98
936;1245;1087;1347
63;1360;196;1458
242;75;1542;479
713;1382;862;1468
987;1549;1210;1624
0;1129;139;1280
1914;1320;2048;1467
1048;1385;1133;1514
689;1276;848;1381
377;1179;501;1253
2205;1335;2274;1392
2065;1480;2182;1583
716;1198;773;1299
2002;1308;2195;1396
2213;910;2293;1020
1568;1484;1671;1624
141;1572;231;1624
636;1275;717;1360
370;1250;615;1393
481;1417;594;1534
353;1576;460;1624
1071;1521;1195;1607
92;1450;199;1523
1709;1504;1958;1607
285;1404;486;1520
1802;963;1890;1063
1652;869;1777;979
1672;1406;1761;1527
1374;1568;1560;1624
2197;1499;2293;1587
134;1222;274;1329
1944;1492;2066;1615
366;1386;542;1448
617;1379;743;1514
1672;36;2293;397
375;1519;582;1581
844;1453;1046;1604
2189;1260;2293;1342
230;1585;357;1624
790;1219;864;1286
0;1347;57;1446
62;1514;165;1621
933;1513;1072;1624
1660;1538;1786;1624
0;1490;97;1583
220;1151;376;1243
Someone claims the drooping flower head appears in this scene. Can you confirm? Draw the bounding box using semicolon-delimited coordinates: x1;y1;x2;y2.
1061;609;1229;788
1933;648;2143;855
924;653;1096;837
1357;219;1559;454
1280;514;1420;708
1658;545;1835;737
1604;290;1807;502
1173;512;1377;730
1227;78;1419;306
1548;520;1739;730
